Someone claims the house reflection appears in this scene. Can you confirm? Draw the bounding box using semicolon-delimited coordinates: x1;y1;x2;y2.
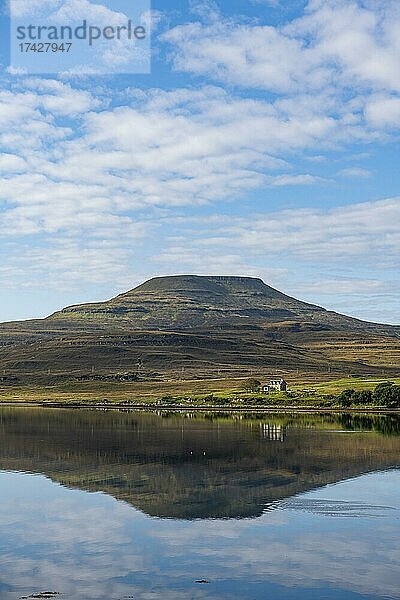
261;423;286;442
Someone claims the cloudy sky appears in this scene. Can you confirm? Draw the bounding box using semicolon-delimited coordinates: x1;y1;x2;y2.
0;0;399;323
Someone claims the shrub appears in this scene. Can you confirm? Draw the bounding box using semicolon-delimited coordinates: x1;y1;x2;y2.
244;378;261;392
353;390;373;405
339;389;355;407
338;383;400;408
373;382;400;408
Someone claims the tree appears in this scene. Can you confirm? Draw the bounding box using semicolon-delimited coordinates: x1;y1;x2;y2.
339;388;373;407
340;395;352;408
339;389;355;407
244;378;261;392
373;382;400;408
353;390;373;405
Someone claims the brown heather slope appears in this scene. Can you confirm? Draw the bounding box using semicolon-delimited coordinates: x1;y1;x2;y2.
0;275;399;384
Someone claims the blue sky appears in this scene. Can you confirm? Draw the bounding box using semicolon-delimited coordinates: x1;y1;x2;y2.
0;0;399;323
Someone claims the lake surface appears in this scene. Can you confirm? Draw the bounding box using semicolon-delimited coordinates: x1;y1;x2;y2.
0;408;399;599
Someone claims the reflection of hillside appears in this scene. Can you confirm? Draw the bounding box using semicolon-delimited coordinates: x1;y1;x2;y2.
0;408;399;519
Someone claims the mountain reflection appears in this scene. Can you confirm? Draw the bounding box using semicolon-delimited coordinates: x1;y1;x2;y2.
0;408;399;520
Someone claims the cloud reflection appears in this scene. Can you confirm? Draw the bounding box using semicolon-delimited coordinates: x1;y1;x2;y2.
0;470;399;599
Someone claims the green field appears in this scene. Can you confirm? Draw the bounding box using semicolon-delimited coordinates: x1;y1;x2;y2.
1;375;399;408
310;377;400;394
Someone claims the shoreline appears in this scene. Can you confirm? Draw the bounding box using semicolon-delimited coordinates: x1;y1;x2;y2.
0;401;399;413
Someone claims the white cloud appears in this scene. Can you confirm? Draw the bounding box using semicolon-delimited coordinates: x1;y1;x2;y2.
338;167;372;178
6;65;28;75
9;0;150;73
163;0;400;136
9;0;63;18
0;222;149;290
200;197;400;263
297;278;386;295
164;21;314;94
0;66;394;250
268;174;329;186
0;153;27;172
141;9;165;33
365;95;400;128
51;0;127;23
150;197;400;321
0;82;350;241
24;78;101;114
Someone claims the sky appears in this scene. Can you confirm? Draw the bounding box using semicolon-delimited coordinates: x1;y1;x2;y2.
0;0;399;323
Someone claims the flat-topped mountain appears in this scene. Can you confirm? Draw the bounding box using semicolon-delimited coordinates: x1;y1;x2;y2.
0;275;398;382
54;275;324;328
51;275;396;334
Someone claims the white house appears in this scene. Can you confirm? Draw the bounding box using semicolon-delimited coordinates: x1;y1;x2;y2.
262;378;287;393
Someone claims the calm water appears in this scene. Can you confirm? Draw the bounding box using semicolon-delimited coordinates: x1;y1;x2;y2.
0;408;399;600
